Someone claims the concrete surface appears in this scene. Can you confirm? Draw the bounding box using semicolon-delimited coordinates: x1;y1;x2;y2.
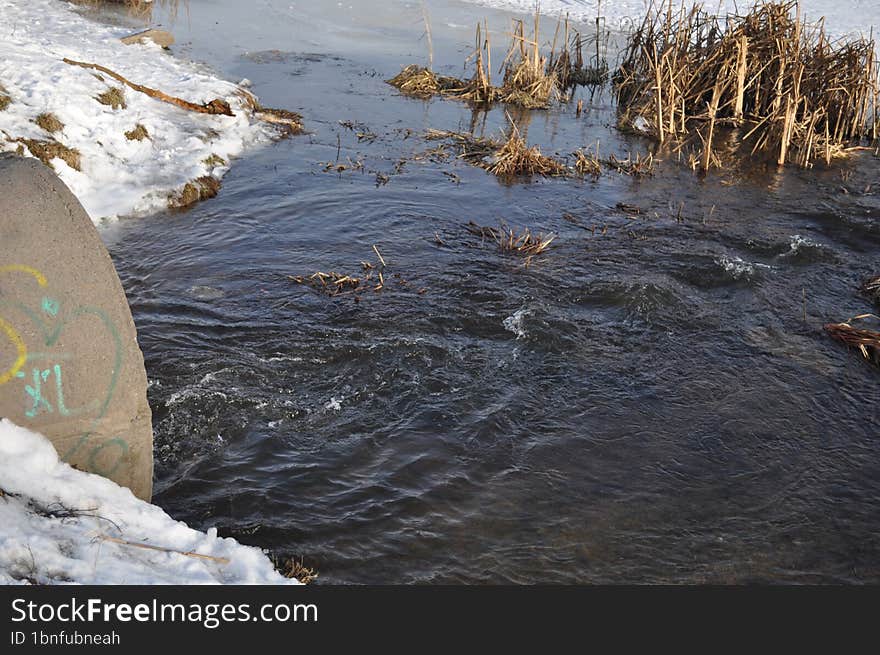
0;155;153;500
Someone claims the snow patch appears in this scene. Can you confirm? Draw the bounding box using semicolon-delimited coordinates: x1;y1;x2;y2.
459;0;878;37
0;419;298;585
0;0;271;221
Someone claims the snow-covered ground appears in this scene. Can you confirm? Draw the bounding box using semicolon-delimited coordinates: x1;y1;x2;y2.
0;420;298;585
0;0;271;221
458;0;880;36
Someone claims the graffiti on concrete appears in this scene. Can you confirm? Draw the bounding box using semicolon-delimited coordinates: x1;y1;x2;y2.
0;263;128;476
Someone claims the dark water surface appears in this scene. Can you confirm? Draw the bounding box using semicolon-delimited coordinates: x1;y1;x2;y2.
98;1;880;583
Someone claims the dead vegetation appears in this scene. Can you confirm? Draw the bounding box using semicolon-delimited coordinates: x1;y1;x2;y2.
289;245;423;301
125;123;150;141
424;125;653;181
253;106;304;136
613;1;879;170
388;10;609;110
168;175;220;208
35;112;64;134
0;84;10;112
203;153;226;167
466;221;555;262
487;125;568;177
573;147;602;176
18;139;81;171
825;314;880;367
604;151;655;176
275;557;318;585
387;65;464;99
96;86;127;110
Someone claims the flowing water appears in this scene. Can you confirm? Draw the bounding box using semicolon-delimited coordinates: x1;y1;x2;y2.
96;0;880;583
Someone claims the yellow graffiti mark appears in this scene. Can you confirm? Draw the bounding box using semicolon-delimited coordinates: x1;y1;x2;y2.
0;264;48;288
0;317;27;385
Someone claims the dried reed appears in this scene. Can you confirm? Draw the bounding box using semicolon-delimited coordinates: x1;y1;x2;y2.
466;221;556;258
614;1;878;169
825;314;880;367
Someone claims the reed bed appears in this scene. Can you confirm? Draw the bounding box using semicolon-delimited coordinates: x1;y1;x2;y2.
614;1;879;169
825;315;880;367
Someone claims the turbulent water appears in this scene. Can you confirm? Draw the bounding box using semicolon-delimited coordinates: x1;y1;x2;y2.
98;0;880;583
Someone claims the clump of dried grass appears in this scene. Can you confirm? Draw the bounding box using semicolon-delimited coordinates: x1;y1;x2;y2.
425;128;500;164
97;87;126;109
168;175;220;208
290;245;404;300
203;153;226;168
19;139;81;171
276;557;318;585
573;148;601;177
466;221;556;260
604;151;655;177
254;106;304;136
614;1;879;170
825;314;880;367
387;65;465;99
0;84;10;112
498;16;562;109
487;123;567;177
124;123;149;141
35;112;64;134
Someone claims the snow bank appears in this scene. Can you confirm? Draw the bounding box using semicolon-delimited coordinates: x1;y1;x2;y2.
459;0;879;37
0;0;271;221
0;419;298;585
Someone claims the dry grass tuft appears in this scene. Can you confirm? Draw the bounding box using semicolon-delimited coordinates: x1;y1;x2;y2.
275;557;318;585
20;139;81;171
487;124;567;177
614;1;879;169
573;148;602;177
825;314;880;367
125;123;149;141
425;128;500;164
387;65;464;99
254;106;305;136
0;84;10;112
604;151;655;177
203;153;226;168
168;175;220;208
290;245;405;300
35;112;64;134
97;87;127;110
466;221;556;264
499;16;561;109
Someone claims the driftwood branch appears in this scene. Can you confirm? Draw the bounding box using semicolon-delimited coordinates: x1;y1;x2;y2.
62;58;234;116
96;534;231;565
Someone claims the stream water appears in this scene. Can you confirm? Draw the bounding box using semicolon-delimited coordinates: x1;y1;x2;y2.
95;0;880;583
